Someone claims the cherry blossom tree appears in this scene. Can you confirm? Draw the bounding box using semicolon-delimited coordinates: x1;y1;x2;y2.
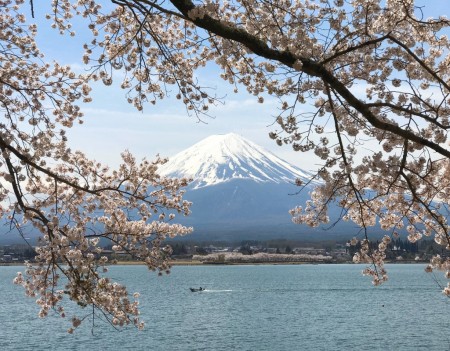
2;0;192;332
3;0;450;331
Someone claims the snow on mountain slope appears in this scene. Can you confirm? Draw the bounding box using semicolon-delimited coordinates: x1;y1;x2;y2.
158;133;315;189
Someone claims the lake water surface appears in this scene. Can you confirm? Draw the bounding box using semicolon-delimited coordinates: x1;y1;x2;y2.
1;264;449;350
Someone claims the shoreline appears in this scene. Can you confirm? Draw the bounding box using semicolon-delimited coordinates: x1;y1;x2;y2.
0;259;429;267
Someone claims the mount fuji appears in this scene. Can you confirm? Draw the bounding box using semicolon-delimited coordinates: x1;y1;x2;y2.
158;133;314;189
159;133;353;241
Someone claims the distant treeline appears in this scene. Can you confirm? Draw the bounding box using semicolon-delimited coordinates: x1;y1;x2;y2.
2;237;446;262
347;238;448;259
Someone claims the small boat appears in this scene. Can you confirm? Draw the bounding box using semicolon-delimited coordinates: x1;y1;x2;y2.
189;287;204;292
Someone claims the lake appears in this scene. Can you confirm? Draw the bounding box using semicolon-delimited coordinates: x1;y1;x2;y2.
1;264;449;350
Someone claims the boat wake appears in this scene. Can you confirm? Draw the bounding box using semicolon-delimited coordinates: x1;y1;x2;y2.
202;289;233;293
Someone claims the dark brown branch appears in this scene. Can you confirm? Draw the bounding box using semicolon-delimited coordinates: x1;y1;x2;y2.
29;0;35;18
366;102;450;130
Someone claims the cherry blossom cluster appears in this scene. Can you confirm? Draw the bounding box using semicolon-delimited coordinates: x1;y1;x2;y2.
352;236;390;286
425;255;450;296
2;0;193;332
9;149;192;332
48;0;219;116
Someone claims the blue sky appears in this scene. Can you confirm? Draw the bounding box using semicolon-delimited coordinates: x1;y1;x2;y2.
29;1;450;171
31;2;311;169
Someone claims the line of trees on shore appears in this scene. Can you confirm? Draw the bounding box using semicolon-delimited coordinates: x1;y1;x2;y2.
171;238;444;260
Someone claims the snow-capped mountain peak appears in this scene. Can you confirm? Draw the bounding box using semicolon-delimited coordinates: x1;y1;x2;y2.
158;133;313;189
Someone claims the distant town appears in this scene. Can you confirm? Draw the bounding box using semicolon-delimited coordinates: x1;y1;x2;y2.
0;238;444;265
